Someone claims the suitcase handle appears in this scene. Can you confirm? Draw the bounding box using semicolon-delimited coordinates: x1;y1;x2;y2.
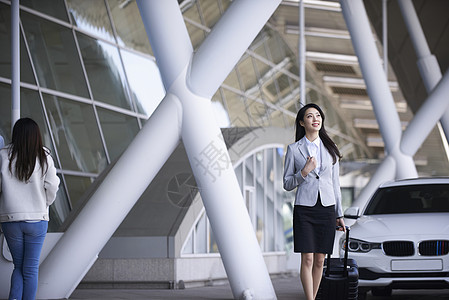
326;226;350;277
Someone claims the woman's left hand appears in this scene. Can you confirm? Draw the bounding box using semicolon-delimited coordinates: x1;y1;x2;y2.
336;218;346;231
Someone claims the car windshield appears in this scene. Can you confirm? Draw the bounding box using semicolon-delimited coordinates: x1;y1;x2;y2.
364;184;449;215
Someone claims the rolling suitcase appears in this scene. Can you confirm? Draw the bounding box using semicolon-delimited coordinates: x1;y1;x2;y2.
316;226;359;300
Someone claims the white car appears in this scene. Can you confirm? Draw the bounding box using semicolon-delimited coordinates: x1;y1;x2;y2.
342;177;449;299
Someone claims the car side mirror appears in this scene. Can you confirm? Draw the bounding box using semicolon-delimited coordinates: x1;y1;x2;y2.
344;207;360;219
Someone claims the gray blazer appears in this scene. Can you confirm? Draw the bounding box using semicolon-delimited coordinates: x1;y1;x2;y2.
283;137;343;218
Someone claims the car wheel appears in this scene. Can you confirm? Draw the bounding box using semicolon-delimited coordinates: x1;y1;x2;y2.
371;287;392;297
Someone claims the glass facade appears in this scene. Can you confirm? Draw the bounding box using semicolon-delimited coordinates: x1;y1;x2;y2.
0;0;341;243
182;146;295;255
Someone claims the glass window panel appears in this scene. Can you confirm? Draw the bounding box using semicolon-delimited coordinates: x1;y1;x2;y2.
0;84;71;231
256;181;264;250
0;4;36;84
208;220;219;253
275;203;285;252
20;0;69;22
66;0;115;42
0;85;57;160
96;107;139;162
64;174;95;210
245;156;254;187
275;147;285;210
195;212;207;253
282;202;294;252
48;175;71;232
267;195;275;251
235;163;243;194
77;33;132;110
43;93;107;173
255;151;263;187
21;11;90;98
222;89;249;127
106;0;153;55
266;149;275;251
0;83;11;139
21;89;58;157
341;187;354;211
120;50;165;116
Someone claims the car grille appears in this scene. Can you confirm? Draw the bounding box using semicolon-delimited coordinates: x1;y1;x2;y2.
383;241;414;256
419;240;449;256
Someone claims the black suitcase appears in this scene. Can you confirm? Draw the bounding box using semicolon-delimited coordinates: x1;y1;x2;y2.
316;226;359;300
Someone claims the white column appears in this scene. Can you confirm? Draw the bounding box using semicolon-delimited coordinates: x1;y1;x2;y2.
37;94;183;299
11;0;20;128
340;0;417;180
401;69;449;156
137;0;193;89
299;0;306;106
340;0;403;155
39;0;280;299
356;69;449;209
189;0;282;99
397;0;442;91
143;0;279;298
397;0;449;145
173;68;276;299
340;0;417;208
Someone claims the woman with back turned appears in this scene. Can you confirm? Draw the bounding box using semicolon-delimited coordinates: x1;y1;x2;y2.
0;118;60;300
283;103;345;300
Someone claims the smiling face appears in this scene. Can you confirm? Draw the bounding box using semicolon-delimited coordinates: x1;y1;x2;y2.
300;107;322;136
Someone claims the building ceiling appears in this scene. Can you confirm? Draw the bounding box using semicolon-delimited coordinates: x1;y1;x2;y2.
270;0;449;176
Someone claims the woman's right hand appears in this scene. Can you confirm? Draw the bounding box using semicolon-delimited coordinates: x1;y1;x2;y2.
301;156;317;177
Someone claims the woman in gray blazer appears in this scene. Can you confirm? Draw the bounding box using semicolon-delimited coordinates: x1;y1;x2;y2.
283;103;345;300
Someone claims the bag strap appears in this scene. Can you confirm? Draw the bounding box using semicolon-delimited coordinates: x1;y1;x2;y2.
343;226;350;276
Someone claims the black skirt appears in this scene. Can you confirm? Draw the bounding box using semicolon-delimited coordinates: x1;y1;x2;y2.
293;194;336;254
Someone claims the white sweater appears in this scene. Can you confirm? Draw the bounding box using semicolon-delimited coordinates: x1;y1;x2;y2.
0;147;60;222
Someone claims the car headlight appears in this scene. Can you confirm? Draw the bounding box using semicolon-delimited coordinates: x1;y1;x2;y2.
341;238;381;253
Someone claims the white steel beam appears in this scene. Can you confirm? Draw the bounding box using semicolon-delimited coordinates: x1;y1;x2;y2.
340;0;417;179
11;0;20;128
351;68;449;209
401;69;449;156
137;0;193;89
299;0;306;106
398;0;449;149
340;0;417;208
38;0;280;299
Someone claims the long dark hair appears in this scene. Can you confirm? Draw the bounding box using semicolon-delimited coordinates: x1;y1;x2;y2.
8;118;48;182
295;103;342;164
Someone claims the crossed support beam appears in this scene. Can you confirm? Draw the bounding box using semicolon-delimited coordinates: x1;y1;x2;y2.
37;1;280;299
340;0;449;208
